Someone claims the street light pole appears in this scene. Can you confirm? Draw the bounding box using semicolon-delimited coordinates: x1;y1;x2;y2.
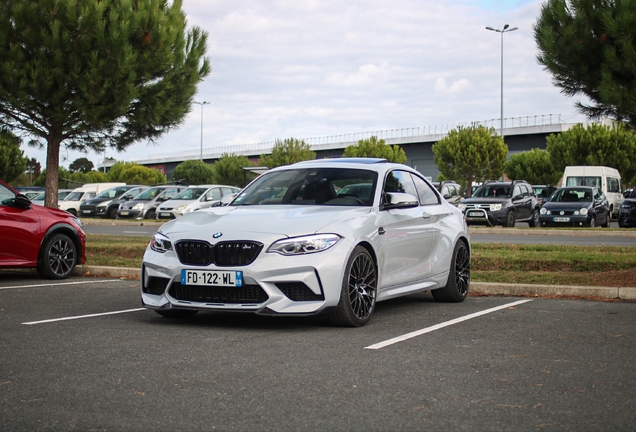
486;24;518;138
193;101;210;160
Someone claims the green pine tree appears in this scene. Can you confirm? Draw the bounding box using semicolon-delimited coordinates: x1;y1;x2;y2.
0;0;210;207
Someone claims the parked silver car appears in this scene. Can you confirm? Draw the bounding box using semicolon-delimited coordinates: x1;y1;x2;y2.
142;158;471;327
117;186;187;220
156;185;241;219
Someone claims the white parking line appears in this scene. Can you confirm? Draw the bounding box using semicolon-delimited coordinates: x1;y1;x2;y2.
0;279;119;290
22;308;146;325
365;299;534;350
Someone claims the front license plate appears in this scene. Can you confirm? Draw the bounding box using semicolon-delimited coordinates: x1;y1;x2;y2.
160;212;171;217
81;210;91;214
120;211;129;216
467;211;484;217
553;217;570;222
181;269;243;287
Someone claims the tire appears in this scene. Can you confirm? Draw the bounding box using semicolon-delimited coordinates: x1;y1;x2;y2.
155;309;199;318
145;209;157;220
37;233;78;279
503;210;516;227
588;215;596;228
107;207;117;219
432;240;470;303
67;208;77;216
602;211;610;228
329;246;377;327
528;209;540;228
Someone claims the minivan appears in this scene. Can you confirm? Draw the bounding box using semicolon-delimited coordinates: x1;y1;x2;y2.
561;166;623;218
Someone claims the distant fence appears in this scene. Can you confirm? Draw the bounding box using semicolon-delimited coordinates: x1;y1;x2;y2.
127;114;566;165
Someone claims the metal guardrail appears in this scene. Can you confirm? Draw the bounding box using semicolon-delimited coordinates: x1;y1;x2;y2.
125;114;567;165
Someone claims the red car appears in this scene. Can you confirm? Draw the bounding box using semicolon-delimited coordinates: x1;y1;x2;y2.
0;180;86;279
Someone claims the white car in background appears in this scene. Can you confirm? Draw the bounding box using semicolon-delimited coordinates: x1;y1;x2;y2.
142;158;471;327
156;185;241;219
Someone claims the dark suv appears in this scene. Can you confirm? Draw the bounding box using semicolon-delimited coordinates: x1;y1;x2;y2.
458;180;540;227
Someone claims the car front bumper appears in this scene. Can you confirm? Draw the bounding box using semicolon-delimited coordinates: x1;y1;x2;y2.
464;208;507;226
140;238;354;316
539;215;593;227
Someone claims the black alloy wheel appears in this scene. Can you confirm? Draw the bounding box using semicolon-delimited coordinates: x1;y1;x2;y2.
37;233;78;279
432;240;470;302
330;246;377;327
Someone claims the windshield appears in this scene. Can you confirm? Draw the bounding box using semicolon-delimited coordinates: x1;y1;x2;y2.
174;187;209;200
95;186;131;199
472;184;511;198
64;191;84;201
549;188;592;202
32;191;46;201
233;168;378;206
134;187;168;201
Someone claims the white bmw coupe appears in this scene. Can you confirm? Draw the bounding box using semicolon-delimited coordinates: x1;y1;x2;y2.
141;158;471;326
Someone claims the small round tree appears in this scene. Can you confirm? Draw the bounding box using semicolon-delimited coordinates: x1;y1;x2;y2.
432;125;508;196
343;136;407;163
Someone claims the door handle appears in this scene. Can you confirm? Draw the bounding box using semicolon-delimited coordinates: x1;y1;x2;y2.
422;212;431;219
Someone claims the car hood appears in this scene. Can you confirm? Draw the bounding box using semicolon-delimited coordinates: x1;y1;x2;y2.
543;202;592;210
158;199;196;208
461;197;509;204
158;205;372;239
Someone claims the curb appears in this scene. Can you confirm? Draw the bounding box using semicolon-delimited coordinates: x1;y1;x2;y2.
77;265;636;301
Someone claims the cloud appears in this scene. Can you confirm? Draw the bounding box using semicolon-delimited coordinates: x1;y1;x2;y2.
21;0;586;167
434;77;473;94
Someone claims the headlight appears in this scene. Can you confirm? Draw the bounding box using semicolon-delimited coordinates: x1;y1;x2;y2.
268;234;341;255
97;200;112;209
174;204;188;211
133;203;144;210
457;203;466;211
490;203;502;211
540;207;547;215
579;208;588;216
150;232;172;253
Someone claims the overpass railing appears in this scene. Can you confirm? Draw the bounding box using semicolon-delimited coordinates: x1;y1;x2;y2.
130;114;567;164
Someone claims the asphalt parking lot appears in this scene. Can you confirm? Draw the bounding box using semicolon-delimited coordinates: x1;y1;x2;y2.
1;273;635;431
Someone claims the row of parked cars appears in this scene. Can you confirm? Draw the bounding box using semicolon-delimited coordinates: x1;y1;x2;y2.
433;179;635;228
28;183;241;220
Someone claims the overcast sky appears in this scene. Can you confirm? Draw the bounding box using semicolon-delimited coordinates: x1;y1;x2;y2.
24;0;588;169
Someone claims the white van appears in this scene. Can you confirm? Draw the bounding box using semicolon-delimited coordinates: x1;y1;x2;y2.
58;183;125;216
561;166;623;217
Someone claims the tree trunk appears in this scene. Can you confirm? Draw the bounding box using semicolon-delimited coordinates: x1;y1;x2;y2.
44;137;61;209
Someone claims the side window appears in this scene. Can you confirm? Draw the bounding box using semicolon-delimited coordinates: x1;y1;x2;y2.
383;170;419;201
204;188;222;201
411;174;440;205
513;185;522;198
449;185;458;197
221;187;235;196
0;183;15;204
521;184;530;197
607;177;620;193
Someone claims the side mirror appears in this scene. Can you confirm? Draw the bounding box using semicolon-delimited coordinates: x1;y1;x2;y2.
383;192;419;210
4;194;32;209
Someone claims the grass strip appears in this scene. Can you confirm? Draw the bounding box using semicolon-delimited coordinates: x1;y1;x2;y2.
85;235;636;286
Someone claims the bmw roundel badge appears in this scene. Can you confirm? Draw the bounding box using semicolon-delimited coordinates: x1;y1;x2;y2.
213;232;223;238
